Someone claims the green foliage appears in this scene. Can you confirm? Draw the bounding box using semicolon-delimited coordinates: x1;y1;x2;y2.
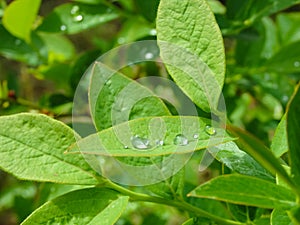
1;0;300;225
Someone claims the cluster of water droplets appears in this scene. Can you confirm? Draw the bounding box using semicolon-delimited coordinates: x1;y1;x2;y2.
126;125;216;150
71;5;84;22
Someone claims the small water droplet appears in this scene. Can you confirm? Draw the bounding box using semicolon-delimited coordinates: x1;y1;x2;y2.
60;25;67;31
173;134;188;146
117;37;125;44
155;139;164;146
131;135;151;150
294;61;300;67
149;29;157;36
106;8;112;13
145;52;154;59
73;14;83;22
14;39;21;46
205;125;216;136
193;134;199;139
70;5;80;15
124;145;128;149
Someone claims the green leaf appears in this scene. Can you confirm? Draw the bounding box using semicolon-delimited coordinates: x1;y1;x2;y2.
227;125;297;194
182;218;195;225
21;188;129;225
226;0;300;24
286;83;300;187
277;12;300;46
37;3;119;34
209;141;274;181
116;17;155;45
72;0;103;4
271;209;293;225
188;174;297;209
0;25;44;66
38;33;75;62
265;41;300;73
0;113;98;185
69;116;234;157
271;114;288;158
3;0;41;42
156;0;225;112
89;62;171;131
145;167;185;199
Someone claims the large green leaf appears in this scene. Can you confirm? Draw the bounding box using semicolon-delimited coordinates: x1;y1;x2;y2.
188;174;296;209
21;188;129;225
286;83;300;187
89;62;171;131
156;0;225;112
209;141;274;181
271;114;288;158
37;3;119;34
70;116;234;157
2;0;41;42
277;12;300;46
0;113;98;185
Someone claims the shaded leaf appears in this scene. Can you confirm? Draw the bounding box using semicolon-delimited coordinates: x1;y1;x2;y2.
209;141;274;181
286;83;300;187
271;209;293;225
38;3;119;34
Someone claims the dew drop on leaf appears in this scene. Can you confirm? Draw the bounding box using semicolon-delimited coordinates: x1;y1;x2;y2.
60;25;67;31
294;61;300;67
173;134;188;146
155;139;164;146
124;145;129;149
205;125;216;136
131;135;151;150
70;5;80;15
193;134;199;139
73;15;83;22
145;52;154;59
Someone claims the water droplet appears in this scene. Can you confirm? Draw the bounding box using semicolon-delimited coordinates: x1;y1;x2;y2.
294;61;300;67
145;52;154;59
131;135;151;150
124;145;128;149
205;125;216;136
173;134;188;146
73;14;83;22
117;37;125;44
149;29;157;36
70;5;80;15
155;139;164;146
193;134;199;139
14;39;21;46
60;25;67;31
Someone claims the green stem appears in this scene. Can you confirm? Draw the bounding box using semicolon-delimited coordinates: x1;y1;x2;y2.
102;179;245;225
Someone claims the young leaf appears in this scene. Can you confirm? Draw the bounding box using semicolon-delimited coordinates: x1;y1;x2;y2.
21;188;129;225
0;113;98;185
271;209;293;225
286;83;300;187
271;114;288;158
209;141;274;181
188;174;297;209
2;0;41;42
37;3;118;34
157;0;225;112
88;62;171;131
69;116;234;157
